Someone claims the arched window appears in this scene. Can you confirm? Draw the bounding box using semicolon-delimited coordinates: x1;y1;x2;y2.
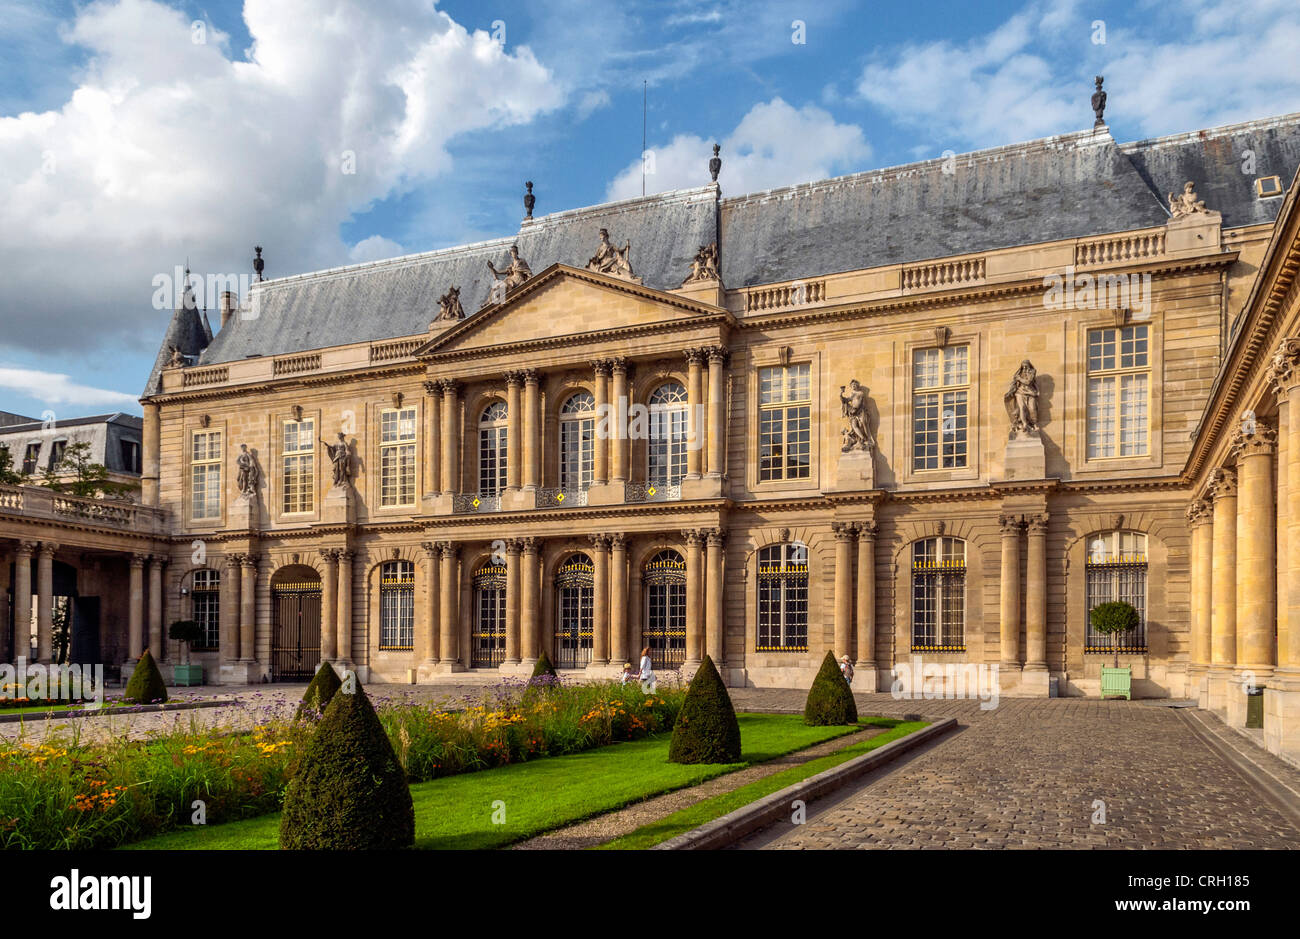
191;568;220;650
911;537;966;651
472;561;507;668
379;560;414;650
560;392;596;491
648;382;688;488
642;550;686;668
1085;530;1148;653
757;543;808;652
555;553;594;667
478;400;508;496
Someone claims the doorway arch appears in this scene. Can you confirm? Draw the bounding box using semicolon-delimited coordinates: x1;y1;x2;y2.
271;564;322;681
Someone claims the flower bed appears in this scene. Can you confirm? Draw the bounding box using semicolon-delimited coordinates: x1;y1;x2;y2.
0;680;683;850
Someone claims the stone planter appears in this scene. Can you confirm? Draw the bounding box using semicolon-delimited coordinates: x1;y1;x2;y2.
1100;666;1132;700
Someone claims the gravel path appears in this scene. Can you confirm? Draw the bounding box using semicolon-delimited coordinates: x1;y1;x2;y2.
511;724;887;850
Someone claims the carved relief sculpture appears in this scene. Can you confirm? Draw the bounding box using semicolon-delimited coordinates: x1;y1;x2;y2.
320;432;352;487
839;379;875;452
1168;181;1209;218
1003;360;1041;437
683;243;720;284
586;228;634;279
235;444;260;497
435;285;464;321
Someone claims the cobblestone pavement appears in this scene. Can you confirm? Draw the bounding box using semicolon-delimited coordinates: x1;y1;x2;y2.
732;696;1300;850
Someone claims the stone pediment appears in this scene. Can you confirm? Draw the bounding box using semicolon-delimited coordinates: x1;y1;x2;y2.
415;264;728;358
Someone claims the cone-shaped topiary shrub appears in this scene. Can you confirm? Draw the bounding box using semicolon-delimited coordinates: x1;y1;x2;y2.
279;680;415;850
295;661;342;720
527;650;559;689
123;648;168;704
668;655;741;764
804;650;858;725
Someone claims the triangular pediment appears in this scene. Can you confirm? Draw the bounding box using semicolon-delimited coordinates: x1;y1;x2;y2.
416;264;729;357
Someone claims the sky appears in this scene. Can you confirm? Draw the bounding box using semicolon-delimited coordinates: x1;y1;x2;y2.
2;0;1299;421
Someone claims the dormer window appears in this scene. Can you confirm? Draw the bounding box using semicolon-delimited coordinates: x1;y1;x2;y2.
1256;175;1283;199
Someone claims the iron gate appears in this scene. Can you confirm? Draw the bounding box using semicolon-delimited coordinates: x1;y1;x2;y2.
272;581;322;681
643;550;687;669
471;563;507;668
554;554;594;668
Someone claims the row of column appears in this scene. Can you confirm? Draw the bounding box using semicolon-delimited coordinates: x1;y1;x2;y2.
317;549;355;665
420;346;729;496
831;521;878;666
7;541;57;663
997;512;1049;671
414;531;726;669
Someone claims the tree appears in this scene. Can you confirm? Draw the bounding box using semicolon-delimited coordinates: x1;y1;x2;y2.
804;650;859;725
39;441;136;499
123;648;168;704
1090;601;1140;668
295;661;343;720
668;655;742;764
168;619;203;665
0;447;25;485
527;650;559;689
279;681;415;849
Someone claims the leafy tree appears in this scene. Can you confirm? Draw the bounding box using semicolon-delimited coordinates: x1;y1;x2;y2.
168;619;203;665
1090;601;1141;668
39;441;137;499
0;447;25;485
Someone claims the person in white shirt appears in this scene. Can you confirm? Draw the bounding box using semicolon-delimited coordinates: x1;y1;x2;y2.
839;655;855;684
638;646;656;693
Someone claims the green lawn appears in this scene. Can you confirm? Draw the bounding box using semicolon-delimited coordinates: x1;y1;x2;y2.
123;714;866;851
597;718;928;850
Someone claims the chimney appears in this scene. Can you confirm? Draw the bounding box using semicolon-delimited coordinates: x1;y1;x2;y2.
220;291;236;329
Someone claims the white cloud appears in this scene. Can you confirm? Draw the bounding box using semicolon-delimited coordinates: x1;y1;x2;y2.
349;235;405;263
0;367;140;408
0;0;564;358
606;98;870;200
854;0;1300;150
576;90;611;121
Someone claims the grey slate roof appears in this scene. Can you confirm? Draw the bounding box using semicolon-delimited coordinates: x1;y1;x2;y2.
142;279;219;397
146;112;1300;393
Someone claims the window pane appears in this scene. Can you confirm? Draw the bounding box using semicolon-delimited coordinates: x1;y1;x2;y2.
1119;373;1148;456
1087;376;1116;459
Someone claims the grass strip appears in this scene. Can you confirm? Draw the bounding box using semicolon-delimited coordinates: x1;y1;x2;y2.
596;718;927;850
122;713;860;851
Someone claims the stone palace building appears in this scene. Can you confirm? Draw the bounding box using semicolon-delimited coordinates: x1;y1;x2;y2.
6;95;1300;762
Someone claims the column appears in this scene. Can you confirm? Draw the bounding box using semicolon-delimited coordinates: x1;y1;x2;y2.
998;514;1022;668
257;555;273;673
610;359;629;485
129;553;146;662
439;543;459;666
239;555;256;663
36;543;56;664
1273;345;1300;672
219;554;240;667
423;381;442;496
319;549;337;662
419;542;440;666
855;522;878;675
1234;422;1277;678
683;530;703;664
833;522;854;660
1209;468;1238;713
141;402;161;507
590;533;610;665
505;373;524;492
686;350;704;479
148;555;165;660
592;361;610;486
1186;501;1214;676
1278;392;1290;670
440;379;461;496
706;529;725;667
521;538;540;662
13;543;33;660
706;347;727;477
505;539;522;664
1024;513;1049;673
610;534;628;664
523;369;541;490
337;550;354;664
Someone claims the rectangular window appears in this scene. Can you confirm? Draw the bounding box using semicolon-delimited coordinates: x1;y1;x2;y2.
190;430;222;519
756;543;809;651
911;537;966;651
120;439;140;474
49;439;67;469
379;407;417;507
1087;325;1149;459
560;418;594;490
758;363;812;481
379;563;415;649
912;345;969;470
22;443;39;475
191;569;220;650
282;418;315;514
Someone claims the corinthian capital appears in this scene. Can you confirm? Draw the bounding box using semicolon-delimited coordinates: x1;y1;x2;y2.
1209;467;1237;500
1230;417;1277;459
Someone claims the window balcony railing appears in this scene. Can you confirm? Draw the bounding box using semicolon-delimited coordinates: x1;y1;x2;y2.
535;487;587;508
624;481;682;503
451;492;501;514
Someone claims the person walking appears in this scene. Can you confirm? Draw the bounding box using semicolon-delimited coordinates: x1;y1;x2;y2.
638;646;656;694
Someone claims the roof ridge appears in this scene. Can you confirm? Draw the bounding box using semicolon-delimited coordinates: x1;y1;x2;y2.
251;233;519;291
520;184;719;228
1118;111;1300;153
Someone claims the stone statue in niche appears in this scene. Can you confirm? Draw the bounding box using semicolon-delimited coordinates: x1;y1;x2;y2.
839;379;875;452
435;285;464;321
1003;360;1041;438
1169;181;1209;218
235;444;260;497
586;228;634;278
487;244;533;295
320;432;352;487
683;243;720;284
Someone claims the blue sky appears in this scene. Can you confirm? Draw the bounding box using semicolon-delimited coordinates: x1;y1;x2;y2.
2;0;1299;421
